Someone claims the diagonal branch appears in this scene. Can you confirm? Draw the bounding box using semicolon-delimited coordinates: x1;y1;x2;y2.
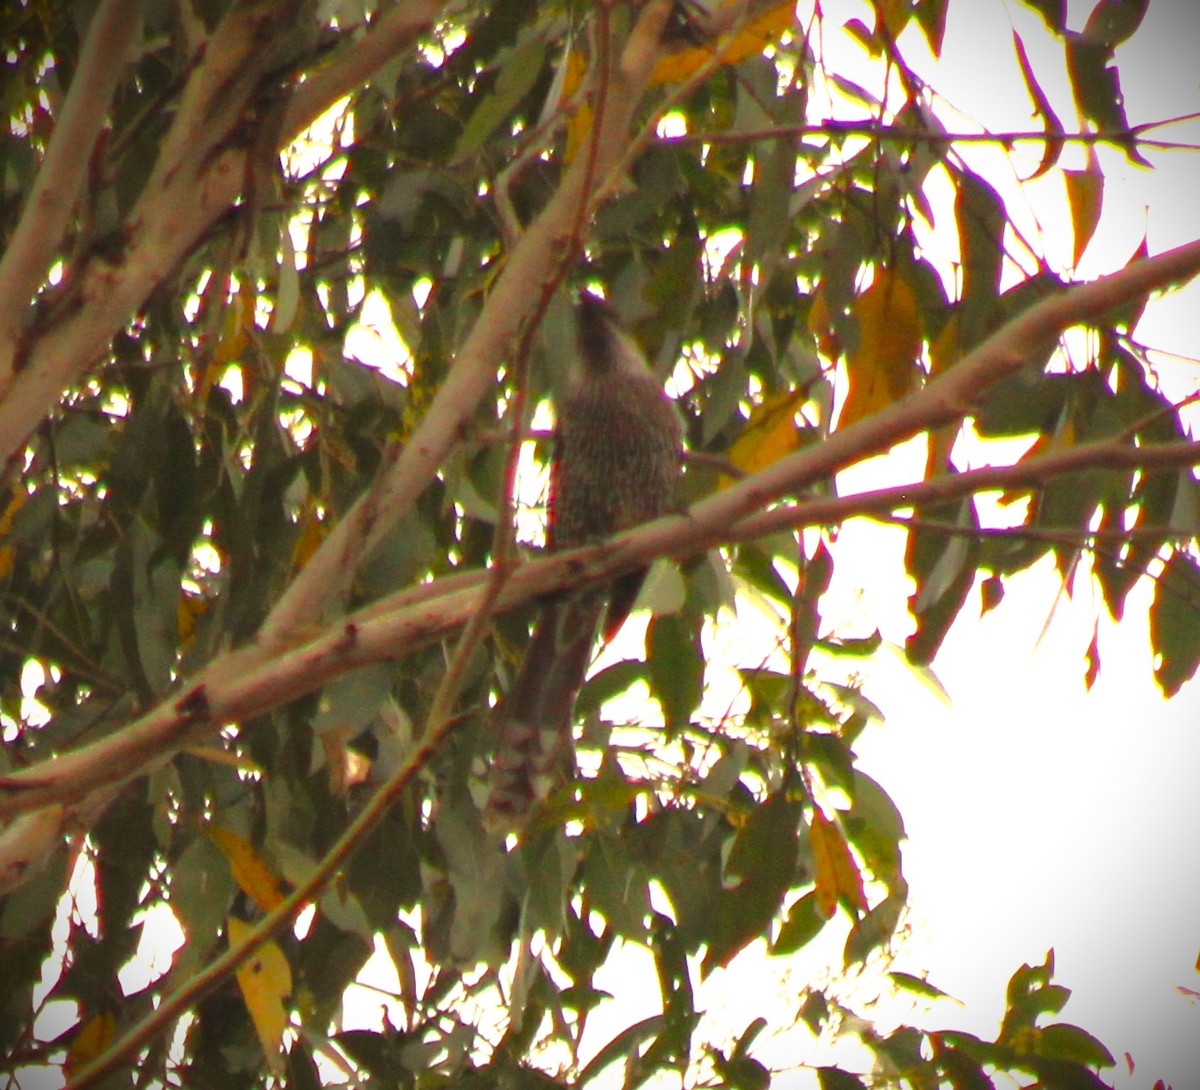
0;435;1196;856
726;439;1200;543
0;0;147;391
1;186;1197;890
0;0;446;466
257;0;675;646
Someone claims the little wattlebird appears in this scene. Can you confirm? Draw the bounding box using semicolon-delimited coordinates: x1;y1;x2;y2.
484;291;683;831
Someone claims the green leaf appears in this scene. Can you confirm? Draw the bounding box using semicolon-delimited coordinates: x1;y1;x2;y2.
1021;0;1067;34
771;891;827;955
843;892;904;966
1081;0;1148;47
817;1066;867;1090
889;971;955;1002
1033;1023;1116;1067
1150;552;1200;697
704;791;803;974
954;170;1006;346
456;36;547;155
647;612;704;731
575;1015;665;1087
1013;31;1065;180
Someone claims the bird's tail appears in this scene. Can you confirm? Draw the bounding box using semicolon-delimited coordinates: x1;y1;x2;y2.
484;590;604;832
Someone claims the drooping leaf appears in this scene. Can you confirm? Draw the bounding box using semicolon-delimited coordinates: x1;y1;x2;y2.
809;808;866;919
1012;31;1065;179
704;791;803;974
209;826;286;912
1064;148;1104;266
228;917;293;1075
837;267;922;429
1149;551;1200;697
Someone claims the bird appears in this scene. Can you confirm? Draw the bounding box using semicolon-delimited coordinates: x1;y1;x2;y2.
484;290;683;831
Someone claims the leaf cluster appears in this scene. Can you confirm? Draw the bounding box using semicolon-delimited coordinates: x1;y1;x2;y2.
0;0;1195;1087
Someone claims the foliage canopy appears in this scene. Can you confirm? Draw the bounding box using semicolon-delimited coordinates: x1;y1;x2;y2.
0;0;1197;1087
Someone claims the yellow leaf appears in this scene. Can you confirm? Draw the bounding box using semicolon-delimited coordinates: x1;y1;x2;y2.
561;49;592;165
214;287;254;367
1065;149;1104;266
228;917;292;1074
807;284;842;359
837;267;922;430
651;1;794;85
810;808;867;918
177;591;210;647
209;826;285;911
0;487;27;581
723;389;808;486
289;504;327;573
65;1012;116;1076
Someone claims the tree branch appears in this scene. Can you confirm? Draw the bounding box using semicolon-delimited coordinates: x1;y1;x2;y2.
0;0;146;392
665;114;1200;151
726;439;1200;543
2;132;1198;894
280;0;447;138
257;0;674;646
1;433;1196;856
0;0;444;467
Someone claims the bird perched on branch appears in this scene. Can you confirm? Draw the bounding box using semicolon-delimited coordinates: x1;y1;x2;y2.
485;291;683;831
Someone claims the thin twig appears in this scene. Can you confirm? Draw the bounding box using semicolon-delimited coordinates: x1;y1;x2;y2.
65;565;510;1089
663;115;1200;150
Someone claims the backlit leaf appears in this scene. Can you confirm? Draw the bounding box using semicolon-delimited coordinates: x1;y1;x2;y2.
810;808;866;918
64;1012;116;1077
724;389;808;484
1064;149;1104;266
837;267;922;429
651;2;794;85
1012;31;1064;180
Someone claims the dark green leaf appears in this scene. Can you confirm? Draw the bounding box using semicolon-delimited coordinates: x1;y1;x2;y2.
771;891;827;955
647;612;704;731
1149;552;1200;697
817;1066;867;1090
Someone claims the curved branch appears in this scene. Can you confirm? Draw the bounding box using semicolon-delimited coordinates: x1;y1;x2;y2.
0;0;147;392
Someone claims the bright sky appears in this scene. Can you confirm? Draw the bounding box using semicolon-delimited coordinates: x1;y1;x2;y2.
805;1;1200;1086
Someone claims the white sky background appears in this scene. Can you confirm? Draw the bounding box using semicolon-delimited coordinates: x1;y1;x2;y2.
796;0;1200;1086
